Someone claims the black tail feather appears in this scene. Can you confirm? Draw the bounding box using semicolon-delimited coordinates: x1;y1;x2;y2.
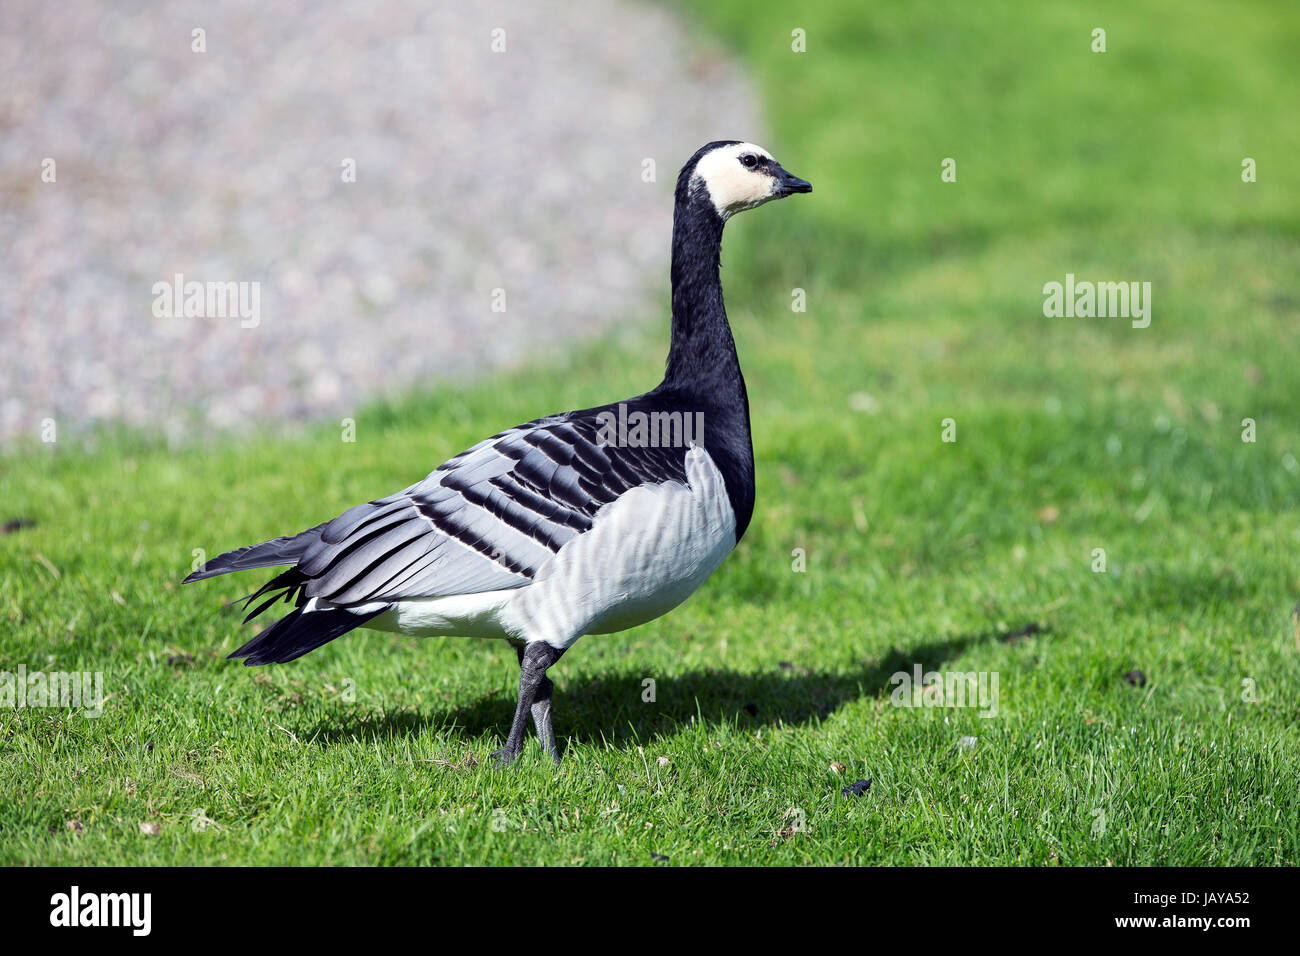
239;568;309;623
229;605;385;665
183;523;327;584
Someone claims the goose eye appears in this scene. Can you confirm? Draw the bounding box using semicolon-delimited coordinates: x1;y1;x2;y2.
740;154;758;169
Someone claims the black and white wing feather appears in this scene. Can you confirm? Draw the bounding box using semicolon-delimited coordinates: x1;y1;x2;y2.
188;408;692;611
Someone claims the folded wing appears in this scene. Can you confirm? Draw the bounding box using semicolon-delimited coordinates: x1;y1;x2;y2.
252;408;691;608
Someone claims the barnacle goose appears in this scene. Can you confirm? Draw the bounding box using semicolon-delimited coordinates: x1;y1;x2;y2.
186;142;811;764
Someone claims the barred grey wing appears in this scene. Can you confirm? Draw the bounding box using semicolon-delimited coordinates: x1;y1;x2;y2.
296;411;690;605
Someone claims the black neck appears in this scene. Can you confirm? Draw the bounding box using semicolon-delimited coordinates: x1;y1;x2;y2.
661;197;742;399
653;185;756;541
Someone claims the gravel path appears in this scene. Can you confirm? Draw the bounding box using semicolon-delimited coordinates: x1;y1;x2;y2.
0;0;762;443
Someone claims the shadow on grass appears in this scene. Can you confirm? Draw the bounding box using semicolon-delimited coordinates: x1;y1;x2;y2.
302;624;1045;751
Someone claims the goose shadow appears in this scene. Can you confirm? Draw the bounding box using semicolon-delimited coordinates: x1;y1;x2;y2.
302;624;1046;751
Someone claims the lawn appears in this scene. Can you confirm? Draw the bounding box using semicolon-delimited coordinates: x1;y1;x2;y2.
3;0;1299;865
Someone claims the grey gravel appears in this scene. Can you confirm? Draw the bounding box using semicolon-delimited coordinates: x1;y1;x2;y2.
0;0;763;444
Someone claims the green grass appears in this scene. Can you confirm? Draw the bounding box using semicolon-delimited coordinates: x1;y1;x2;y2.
4;0;1300;865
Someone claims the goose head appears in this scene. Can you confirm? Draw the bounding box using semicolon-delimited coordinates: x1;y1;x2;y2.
682;140;812;221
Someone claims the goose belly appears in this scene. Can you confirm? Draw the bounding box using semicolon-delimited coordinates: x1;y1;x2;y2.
369;588;518;638
503;445;737;647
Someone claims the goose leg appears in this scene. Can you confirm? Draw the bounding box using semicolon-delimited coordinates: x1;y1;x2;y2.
493;642;563;766
529;674;559;763
510;644;560;760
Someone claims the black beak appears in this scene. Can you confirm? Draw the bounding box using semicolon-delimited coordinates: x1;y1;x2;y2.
776;165;812;195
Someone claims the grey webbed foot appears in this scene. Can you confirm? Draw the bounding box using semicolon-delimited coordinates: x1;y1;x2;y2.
490;744;522;767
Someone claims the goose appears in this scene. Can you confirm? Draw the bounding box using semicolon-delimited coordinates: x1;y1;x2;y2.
185;141;812;764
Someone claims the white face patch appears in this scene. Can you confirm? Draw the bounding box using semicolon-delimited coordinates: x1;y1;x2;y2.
691;142;779;220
